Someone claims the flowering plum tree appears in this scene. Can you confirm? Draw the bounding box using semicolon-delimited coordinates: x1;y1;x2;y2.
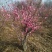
10;1;43;51
0;0;51;51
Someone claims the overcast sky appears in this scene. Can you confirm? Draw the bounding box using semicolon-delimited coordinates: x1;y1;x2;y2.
0;0;26;8
0;0;52;10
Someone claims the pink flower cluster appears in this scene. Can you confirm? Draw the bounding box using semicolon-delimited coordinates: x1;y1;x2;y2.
12;4;42;33
0;2;50;34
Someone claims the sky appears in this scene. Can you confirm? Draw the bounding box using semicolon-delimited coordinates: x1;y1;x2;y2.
0;0;46;7
0;0;52;10
0;0;25;9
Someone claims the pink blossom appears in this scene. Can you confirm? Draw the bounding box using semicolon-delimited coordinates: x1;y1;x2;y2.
45;17;48;19
0;2;49;35
7;14;11;18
